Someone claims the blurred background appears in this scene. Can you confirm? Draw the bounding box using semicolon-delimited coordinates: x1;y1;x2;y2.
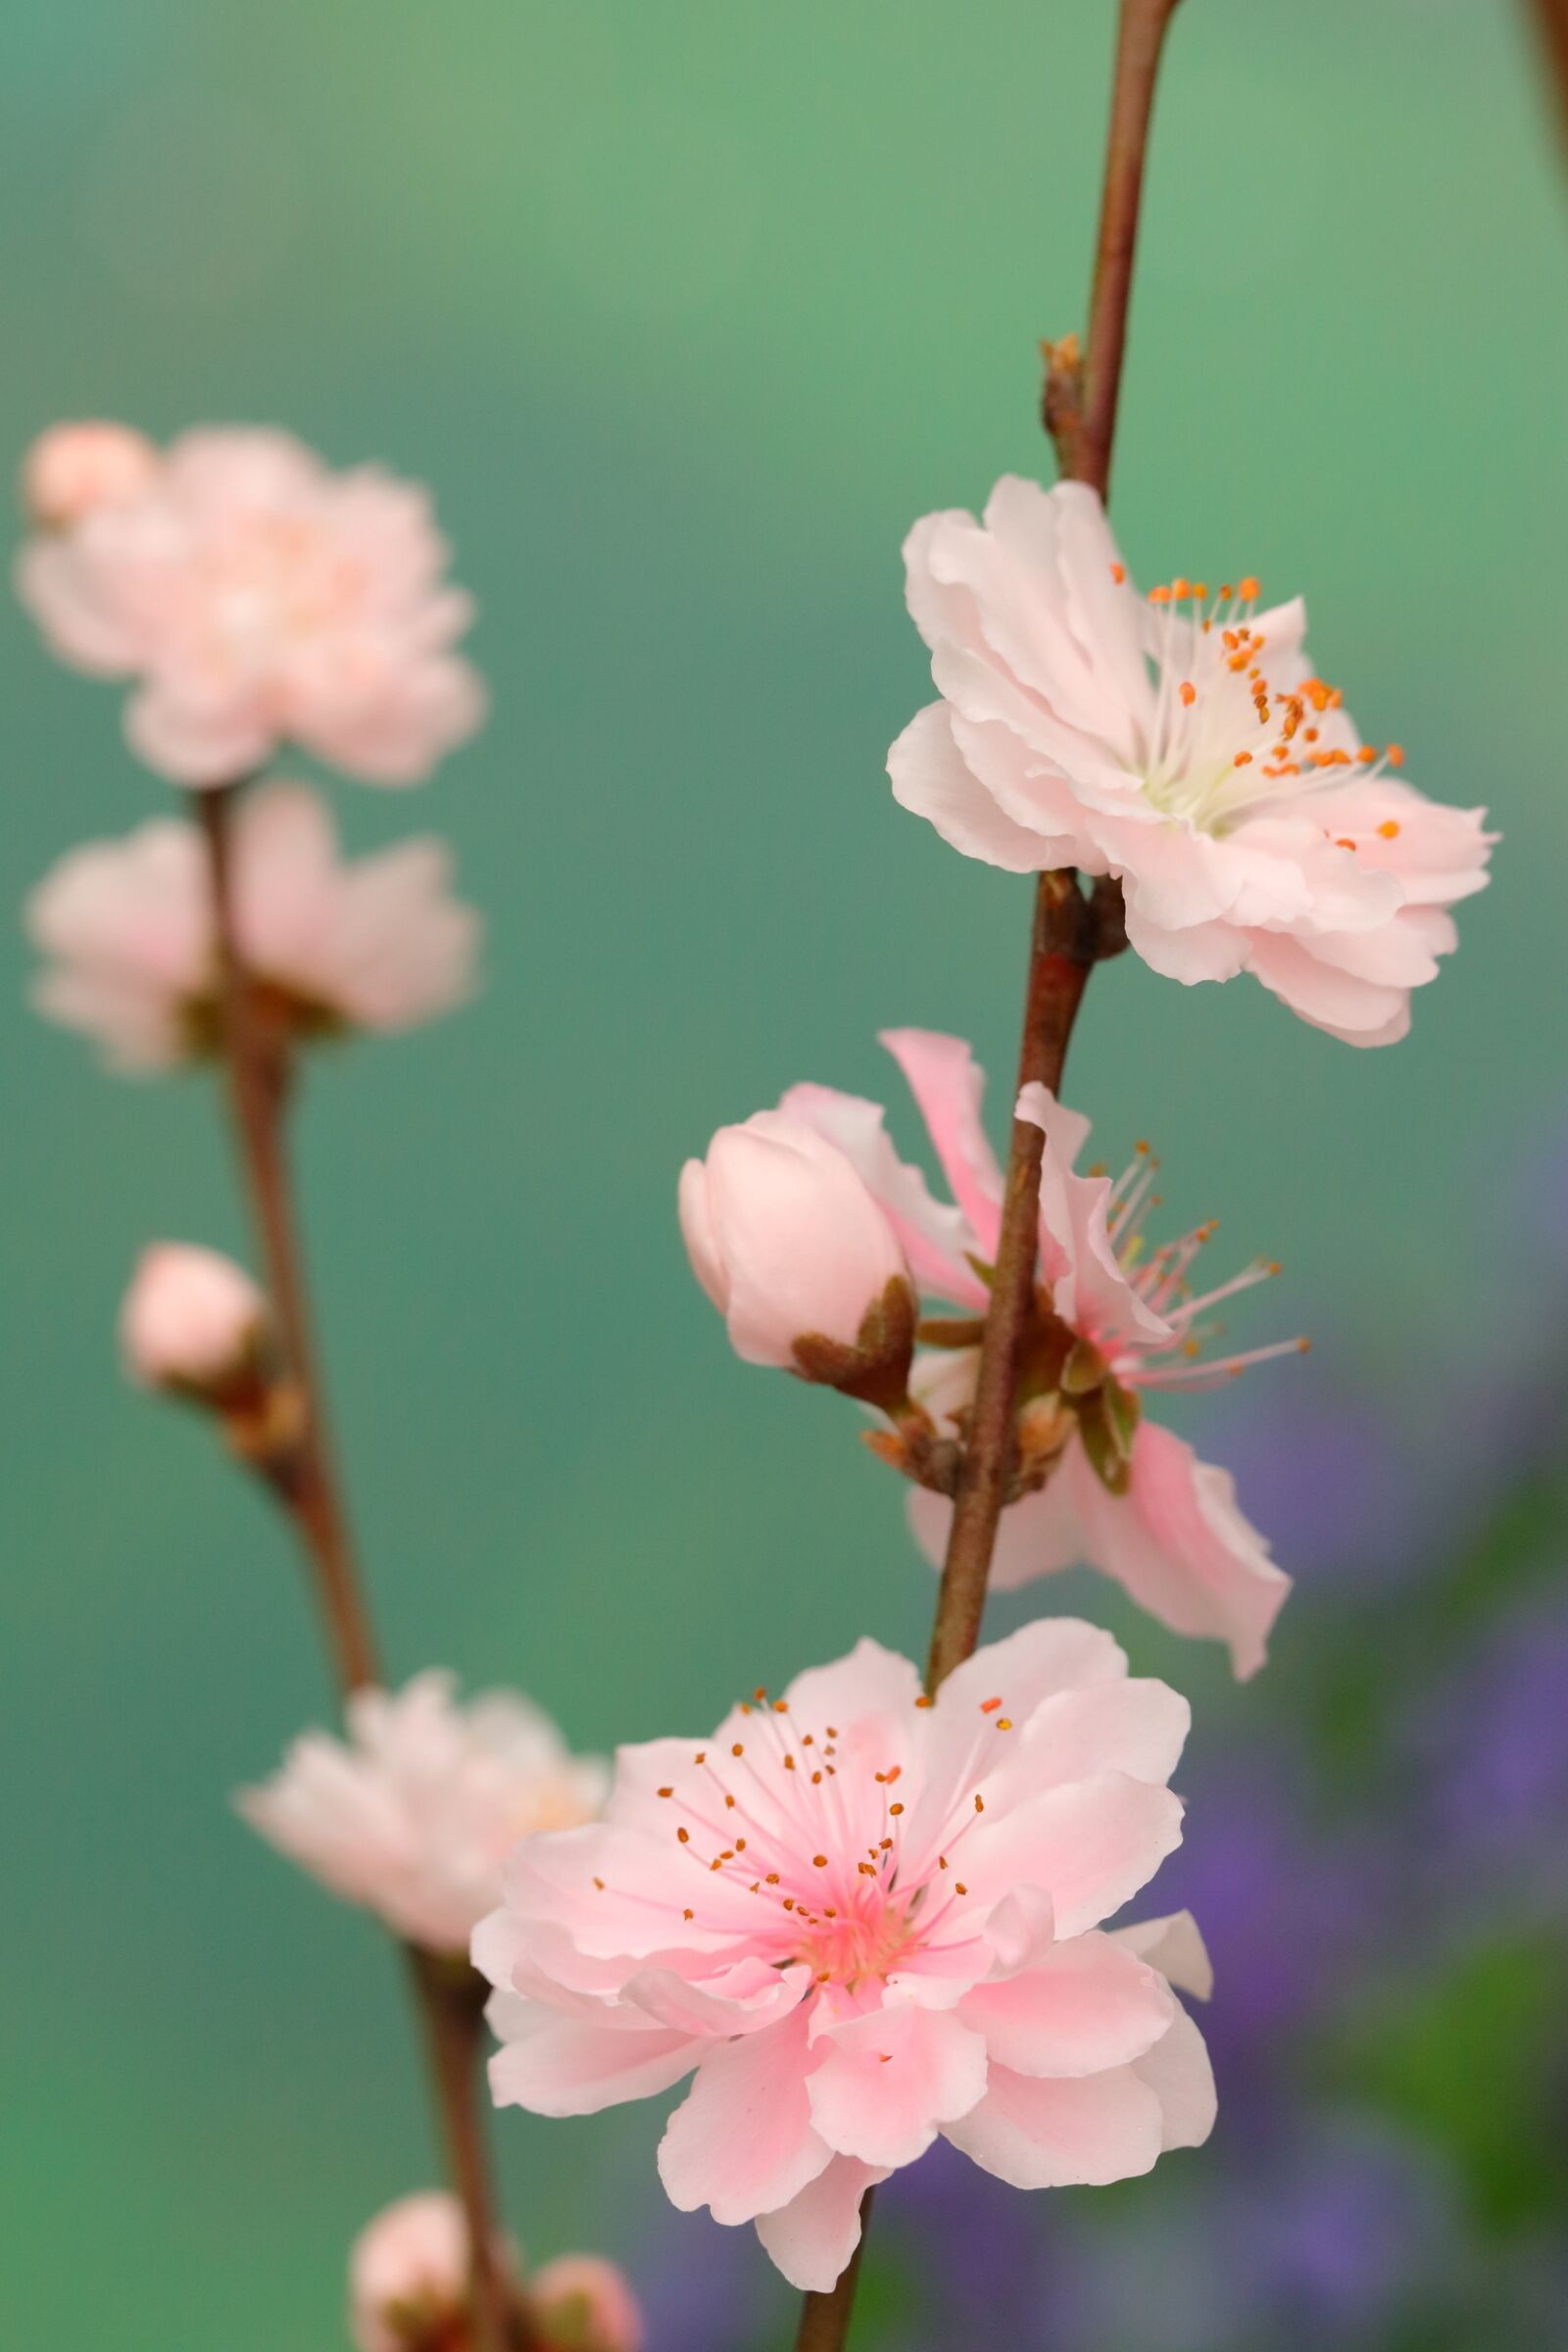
2;3;1564;2346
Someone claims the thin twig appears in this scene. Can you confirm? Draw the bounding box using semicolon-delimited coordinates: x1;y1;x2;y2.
795;4;1183;2343
197;782;515;2352
196;786;377;1695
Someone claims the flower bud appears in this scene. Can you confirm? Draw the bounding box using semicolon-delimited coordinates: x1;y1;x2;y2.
530;2253;644;2352
348;2191;522;2352
679;1110;915;1402
21;420;158;529
120;1243;268;1401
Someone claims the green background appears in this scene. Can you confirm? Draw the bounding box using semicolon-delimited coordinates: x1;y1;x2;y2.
1;3;1562;2345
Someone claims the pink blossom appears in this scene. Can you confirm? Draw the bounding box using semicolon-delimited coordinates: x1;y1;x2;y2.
531;2254;644;2352
121;1242;266;1392
348;2191;519;2352
475;1621;1213;2293
783;1032;1292;1677
679;1111;915;1390
17;425;485;784
27;780;479;1072
890;478;1494;1044
240;1673;609;1955
21;421;159;529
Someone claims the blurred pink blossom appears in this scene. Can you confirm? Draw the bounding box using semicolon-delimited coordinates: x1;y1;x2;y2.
27;780;479;1071
680;1110;913;1382
20;420;159;529
120;1241;266;1392
785;1032;1293;1676
348;2190;518;2352
240;1672;609;1955
476;1621;1213;2293
531;2253;645;2352
17;425;485;784
890;478;1494;1045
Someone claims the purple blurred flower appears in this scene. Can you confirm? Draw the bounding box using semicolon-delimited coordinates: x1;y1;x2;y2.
1406;1594;1568;1897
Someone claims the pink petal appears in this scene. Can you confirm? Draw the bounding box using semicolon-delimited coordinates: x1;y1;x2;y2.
878;1028;1004;1253
948;1772;1184;1938
1129;2002;1216;2150
958;1931;1174;2078
807;2001;988;2168
753;2156;888;2293
487;2004;700;2118
1112;1910;1213;2001
778;1081;986;1308
888;703;1049;874
943;2059;1164;2188
657;2008;832;2226
1086;1425;1291;1681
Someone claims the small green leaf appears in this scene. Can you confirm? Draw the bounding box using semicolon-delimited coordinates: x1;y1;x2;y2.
1076;1392;1132;1495
1060;1337;1107;1396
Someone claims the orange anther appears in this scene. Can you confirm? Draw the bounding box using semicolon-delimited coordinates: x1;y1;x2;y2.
1150;585;1171;606
1171;575;1191;599
1179;681;1197;707
1357;746;1377;763
1378;819;1401;839
1239;574;1260;600
1110;562;1126;584
1386;743;1403;765
1233;752;1253;766
979;1696;1003;1713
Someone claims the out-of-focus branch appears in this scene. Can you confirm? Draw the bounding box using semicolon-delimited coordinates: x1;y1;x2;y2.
1525;0;1568;160
198;782;517;2352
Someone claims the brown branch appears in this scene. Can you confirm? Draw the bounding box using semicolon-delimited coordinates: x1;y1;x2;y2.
1525;0;1568;161
195;786;378;1695
197;782;514;2352
794;6;1183;2343
925;873;1097;1690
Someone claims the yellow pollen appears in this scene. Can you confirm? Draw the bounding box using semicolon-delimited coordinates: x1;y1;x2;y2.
997;1718;1013;1731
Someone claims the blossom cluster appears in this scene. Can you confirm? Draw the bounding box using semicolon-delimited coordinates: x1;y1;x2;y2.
15;399;1495;2335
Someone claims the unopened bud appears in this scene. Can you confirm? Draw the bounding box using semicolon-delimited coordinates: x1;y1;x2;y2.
530;2253;644;2352
22;420;158;529
679;1110;914;1399
348;2192;520;2352
120;1243;268;1403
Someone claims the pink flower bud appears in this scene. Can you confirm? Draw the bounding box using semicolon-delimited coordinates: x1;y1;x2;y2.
679;1110;914;1386
120;1243;267;1394
348;2191;524;2352
21;420;158;528
530;2254;644;2352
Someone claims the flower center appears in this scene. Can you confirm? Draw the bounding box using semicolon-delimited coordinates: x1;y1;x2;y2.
1125;573;1404;837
